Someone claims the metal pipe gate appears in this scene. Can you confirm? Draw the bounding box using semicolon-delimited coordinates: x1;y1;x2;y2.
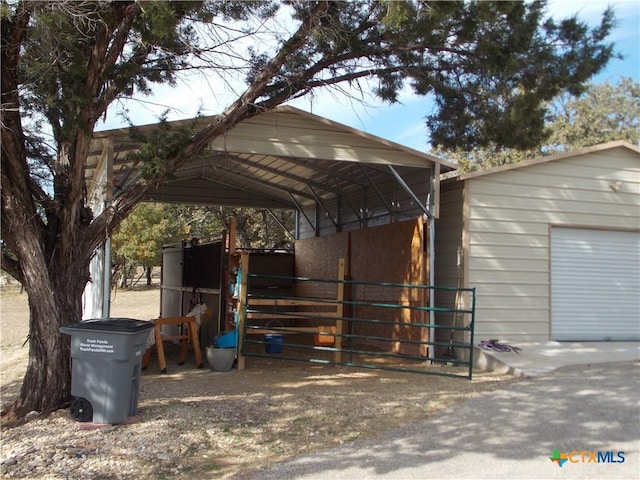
236;256;476;379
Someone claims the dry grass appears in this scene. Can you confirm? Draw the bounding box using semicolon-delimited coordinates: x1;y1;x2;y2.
0;286;515;478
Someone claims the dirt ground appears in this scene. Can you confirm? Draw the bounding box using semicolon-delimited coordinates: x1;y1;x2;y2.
0;286;515;478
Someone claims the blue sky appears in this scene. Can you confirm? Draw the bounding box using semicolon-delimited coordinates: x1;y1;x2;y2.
99;0;639;152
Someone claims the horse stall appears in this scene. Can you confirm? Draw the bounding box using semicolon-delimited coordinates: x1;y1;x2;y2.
85;107;473;375
294;217;429;357
234;216;446;373
159;231;297;352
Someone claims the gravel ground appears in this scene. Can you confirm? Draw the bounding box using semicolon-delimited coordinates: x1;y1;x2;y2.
0;286;515;479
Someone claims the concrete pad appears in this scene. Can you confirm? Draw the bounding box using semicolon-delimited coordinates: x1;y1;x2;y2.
474;341;640;377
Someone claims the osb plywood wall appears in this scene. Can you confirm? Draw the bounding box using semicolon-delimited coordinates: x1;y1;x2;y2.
349;219;424;285
350;219;426;354
294;218;428;354
294;231;349;300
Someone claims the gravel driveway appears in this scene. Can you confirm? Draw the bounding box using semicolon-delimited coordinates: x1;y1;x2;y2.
242;360;640;480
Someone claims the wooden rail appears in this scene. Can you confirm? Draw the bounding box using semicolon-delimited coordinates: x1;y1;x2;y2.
237;255;345;370
245;299;338;334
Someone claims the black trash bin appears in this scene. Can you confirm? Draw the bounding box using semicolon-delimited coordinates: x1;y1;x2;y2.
60;318;153;424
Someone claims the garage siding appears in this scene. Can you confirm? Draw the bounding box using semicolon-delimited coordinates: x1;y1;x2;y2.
465;146;640;341
434;179;465;342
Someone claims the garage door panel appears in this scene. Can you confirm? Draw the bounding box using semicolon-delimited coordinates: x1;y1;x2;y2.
551;228;640;341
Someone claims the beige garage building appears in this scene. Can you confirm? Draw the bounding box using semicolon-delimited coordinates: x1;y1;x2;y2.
435;141;640;343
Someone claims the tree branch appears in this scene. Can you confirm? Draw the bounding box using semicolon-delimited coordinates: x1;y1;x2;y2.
0;252;24;285
181;1;331;159
80;182;148;259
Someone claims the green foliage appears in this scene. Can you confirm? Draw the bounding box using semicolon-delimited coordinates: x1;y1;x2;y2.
111;203;178;271
111;204;294;280
19;2;202;139
546;77;640;151
126;112;201;181
151;205;294;249
9;0;617;200
263;1;616;150
432;77;640;172
414;1;616;150
222;208;294;249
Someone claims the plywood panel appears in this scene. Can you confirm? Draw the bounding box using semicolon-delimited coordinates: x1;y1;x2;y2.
349;219;426;352
295;219;428;354
350;219;424;285
294;232;349;300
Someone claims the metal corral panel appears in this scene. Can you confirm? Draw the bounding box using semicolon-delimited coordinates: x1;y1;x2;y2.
551;227;640;341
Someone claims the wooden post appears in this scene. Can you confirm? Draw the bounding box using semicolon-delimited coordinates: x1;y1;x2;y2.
236;252;249;371
334;258;345;364
226;217;238;331
420;217;429;357
228;217;237;255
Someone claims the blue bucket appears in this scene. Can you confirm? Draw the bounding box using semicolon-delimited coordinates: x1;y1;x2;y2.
264;334;284;353
214;330;238;349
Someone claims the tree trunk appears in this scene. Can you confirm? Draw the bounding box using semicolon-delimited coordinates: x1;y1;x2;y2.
5;238;88;419
145;267;153;286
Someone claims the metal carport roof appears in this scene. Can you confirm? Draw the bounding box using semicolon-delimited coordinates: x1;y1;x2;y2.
86;106;455;219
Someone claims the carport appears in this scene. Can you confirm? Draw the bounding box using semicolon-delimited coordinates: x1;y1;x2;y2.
83;105;458;364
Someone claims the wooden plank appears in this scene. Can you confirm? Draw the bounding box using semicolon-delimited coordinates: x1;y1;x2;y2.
245;327;319;335
154;325;167;374
247;312;338;319
154;316;197;325
248;299;337;307
228;217;237;255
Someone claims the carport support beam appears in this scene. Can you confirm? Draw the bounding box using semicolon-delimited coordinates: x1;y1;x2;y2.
308;184;339;231
289;193;316;236
387;165;432;219
389;164;436;359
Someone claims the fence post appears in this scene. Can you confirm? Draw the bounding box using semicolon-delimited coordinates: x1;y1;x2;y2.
334;258;345;364
467;287;476;379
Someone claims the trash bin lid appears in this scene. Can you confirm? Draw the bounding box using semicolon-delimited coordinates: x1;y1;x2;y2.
64;318;153;333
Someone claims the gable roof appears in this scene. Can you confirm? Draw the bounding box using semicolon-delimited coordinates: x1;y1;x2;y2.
87;105;454;210
457;140;640;181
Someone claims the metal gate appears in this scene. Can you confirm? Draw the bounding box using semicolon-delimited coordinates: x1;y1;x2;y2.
236;259;476;379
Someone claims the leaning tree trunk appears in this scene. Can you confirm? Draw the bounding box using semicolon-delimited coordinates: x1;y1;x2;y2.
8;243;89;419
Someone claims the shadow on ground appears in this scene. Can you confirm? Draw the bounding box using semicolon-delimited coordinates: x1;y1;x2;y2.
237;360;640;480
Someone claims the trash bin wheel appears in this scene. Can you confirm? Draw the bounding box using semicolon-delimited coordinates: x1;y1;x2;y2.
70;397;93;422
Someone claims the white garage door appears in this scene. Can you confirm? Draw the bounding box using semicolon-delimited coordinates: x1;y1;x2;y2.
551;227;640;341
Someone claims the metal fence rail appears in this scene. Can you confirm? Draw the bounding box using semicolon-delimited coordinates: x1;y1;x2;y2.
236;260;476;379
